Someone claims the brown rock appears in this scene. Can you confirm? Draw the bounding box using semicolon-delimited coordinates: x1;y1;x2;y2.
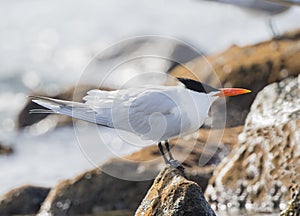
135;166;216;216
0;185;50;215
170;28;300;126
38;163;153;215
36;126;241;215
205;75;300;213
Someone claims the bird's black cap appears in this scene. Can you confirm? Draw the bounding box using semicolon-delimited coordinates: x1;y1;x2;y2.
177;77;218;93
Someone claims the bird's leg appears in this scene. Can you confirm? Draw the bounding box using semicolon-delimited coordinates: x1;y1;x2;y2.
158;141;183;169
158;142;169;164
164;140;184;170
164;140;174;161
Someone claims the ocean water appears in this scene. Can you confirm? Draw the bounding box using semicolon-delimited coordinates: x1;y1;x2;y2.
0;0;300;197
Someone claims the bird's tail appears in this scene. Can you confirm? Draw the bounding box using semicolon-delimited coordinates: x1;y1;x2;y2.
29;96;98;124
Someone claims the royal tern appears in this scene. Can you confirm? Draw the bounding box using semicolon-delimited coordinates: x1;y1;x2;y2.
30;77;250;166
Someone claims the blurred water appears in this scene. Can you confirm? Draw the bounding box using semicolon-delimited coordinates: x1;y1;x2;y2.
0;0;300;196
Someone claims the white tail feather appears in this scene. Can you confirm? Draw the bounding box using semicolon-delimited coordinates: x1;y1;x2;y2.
30;96;113;127
29;109;56;114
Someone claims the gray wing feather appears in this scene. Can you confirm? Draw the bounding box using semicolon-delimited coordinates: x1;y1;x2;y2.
83;87;180;139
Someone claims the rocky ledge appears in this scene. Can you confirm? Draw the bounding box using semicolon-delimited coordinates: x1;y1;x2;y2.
34;126;239;215
0;125;240;215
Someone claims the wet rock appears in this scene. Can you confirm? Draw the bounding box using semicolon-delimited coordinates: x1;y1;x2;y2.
0;185;50;215
205;75;300;213
135;166;216;216
0;142;13;155
170;28;300;126
281;188;300;216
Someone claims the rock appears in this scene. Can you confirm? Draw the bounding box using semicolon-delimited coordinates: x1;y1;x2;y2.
36;126;241;215
281;188;300;216
0;143;13;155
205;75;300;213
0;185;50;215
135;166;216;216
170;28;300;126
37;164;153;215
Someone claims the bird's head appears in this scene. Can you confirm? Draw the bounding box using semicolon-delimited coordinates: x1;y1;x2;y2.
177;77;251;101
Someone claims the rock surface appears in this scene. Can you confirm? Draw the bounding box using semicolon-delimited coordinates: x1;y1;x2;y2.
0;185;50;215
135;166;216;216
35;126;241;215
205;75;300;213
37;165;152;215
170;28;300;126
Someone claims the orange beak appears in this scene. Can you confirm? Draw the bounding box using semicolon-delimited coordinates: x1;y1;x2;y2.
216;88;251;97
